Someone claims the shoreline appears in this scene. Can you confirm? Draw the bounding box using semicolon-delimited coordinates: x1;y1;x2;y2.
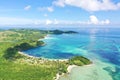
56;64;93;80
18;51;92;80
38;34;50;41
18;34;68;62
18;51;68;80
18;34;92;80
67;64;93;73
67;65;77;73
18;51;69;80
18;51;69;62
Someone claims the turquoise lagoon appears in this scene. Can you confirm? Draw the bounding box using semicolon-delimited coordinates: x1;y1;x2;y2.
24;28;120;80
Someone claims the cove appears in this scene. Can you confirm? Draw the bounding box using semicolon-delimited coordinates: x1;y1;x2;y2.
23;28;120;80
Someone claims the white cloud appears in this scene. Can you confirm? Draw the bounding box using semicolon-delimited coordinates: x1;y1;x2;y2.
46;19;53;25
105;19;110;24
89;15;110;24
0;17;59;25
0;16;110;25
0;17;34;25
90;15;99;24
117;3;120;8
101;19;110;24
38;7;54;12
37;16;110;25
45;19;59;25
53;0;65;7
0;17;50;25
47;7;54;12
24;5;31;10
53;0;120;11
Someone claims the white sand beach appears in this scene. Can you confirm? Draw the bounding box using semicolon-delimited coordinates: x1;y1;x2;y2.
67;65;77;73
59;60;115;80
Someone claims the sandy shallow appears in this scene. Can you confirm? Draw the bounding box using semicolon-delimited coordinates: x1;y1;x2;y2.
67;65;77;73
59;60;115;80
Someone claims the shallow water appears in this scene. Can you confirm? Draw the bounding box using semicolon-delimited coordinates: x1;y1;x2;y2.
24;28;120;80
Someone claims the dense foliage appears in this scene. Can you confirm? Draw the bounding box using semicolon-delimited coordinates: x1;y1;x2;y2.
69;56;92;66
36;41;45;46
49;30;78;35
0;29;68;80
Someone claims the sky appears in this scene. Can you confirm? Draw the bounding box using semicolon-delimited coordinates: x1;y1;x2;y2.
0;0;120;26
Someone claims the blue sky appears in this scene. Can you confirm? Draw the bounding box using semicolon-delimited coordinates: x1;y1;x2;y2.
0;0;120;26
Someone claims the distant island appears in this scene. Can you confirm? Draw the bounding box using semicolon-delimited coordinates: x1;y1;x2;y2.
0;29;91;80
49;30;78;35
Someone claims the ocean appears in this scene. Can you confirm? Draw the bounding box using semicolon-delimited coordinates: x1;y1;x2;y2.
23;28;120;80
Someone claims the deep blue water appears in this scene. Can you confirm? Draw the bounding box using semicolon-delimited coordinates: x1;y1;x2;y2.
23;28;120;80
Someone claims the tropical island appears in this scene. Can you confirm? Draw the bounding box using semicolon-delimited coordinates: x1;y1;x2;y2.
49;30;78;35
0;29;91;80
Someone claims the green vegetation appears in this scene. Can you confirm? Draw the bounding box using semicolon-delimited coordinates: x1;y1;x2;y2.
49;29;78;35
0;29;45;60
4;47;18;59
0;58;67;80
69;56;92;66
4;42;35;59
0;29;68;80
0;29;91;80
36;41;45;46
